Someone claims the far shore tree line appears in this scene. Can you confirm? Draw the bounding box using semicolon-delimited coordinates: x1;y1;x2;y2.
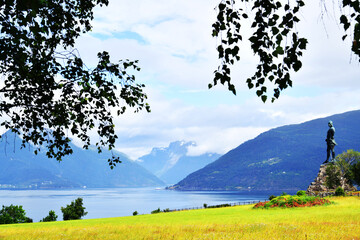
0;197;87;225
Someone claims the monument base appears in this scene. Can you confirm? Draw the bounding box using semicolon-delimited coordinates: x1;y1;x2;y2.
306;164;357;196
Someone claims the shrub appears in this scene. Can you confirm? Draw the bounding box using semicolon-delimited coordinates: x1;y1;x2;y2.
254;194;332;209
61;198;87;220
133;211;138;216
40;210;58;222
325;164;341;189
205;204;231;209
296;190;307;196
151;208;161;214
203;203;208;208
350;160;360;186
335;187;345;196
0;205;31;224
269;195;276;200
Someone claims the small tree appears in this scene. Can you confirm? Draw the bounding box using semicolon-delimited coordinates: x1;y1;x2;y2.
350;160;360;186
61;198;87;221
0;205;30;224
325;164;341;189
334;150;360;188
40;210;58;222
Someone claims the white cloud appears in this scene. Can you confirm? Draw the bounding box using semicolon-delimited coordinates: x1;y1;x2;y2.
69;0;360;160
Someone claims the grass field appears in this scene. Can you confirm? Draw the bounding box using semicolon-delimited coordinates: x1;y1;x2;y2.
0;196;359;239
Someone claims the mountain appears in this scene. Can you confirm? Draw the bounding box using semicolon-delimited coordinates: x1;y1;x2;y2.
172;110;360;192
0;131;164;189
137;141;220;184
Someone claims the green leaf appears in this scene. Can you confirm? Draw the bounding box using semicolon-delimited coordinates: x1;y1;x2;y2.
218;3;226;11
261;95;267;103
275;46;284;55
272;27;279;35
293;60;302;71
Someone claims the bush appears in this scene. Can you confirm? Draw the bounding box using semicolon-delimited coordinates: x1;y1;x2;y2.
269;195;276;200
296;190;307;196
40;210;58;222
350;160;360;186
133;211;138;216
325;164;341;189
254;194;332;209
151;208;161;214
61;198;87;220
203;203;208;208
151;207;172;214
0;205;31;224
335;187;345;196
205;204;231;209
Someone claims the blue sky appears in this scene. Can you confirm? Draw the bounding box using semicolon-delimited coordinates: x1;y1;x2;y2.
74;0;360;159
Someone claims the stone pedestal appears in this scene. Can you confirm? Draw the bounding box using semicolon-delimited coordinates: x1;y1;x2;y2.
307;164;329;196
306;164;357;196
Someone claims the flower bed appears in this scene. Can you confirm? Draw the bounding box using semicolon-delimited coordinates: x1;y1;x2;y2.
253;195;332;209
347;191;360;196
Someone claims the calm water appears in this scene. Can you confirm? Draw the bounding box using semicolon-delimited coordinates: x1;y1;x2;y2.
0;188;273;222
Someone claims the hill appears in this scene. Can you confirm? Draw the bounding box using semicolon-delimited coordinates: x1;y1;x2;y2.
137;141;220;184
0;131;164;189
172;110;360;191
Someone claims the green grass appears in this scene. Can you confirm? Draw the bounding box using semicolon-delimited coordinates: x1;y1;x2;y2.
0;197;359;239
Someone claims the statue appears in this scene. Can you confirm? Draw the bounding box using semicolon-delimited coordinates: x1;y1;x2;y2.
323;120;337;164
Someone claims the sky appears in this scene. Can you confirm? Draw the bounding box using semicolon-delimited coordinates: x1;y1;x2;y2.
73;0;360;160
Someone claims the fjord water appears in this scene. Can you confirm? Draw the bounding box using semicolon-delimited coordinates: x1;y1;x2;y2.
0;188;272;222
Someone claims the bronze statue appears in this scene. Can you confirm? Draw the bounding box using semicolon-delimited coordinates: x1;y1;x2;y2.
323;120;336;164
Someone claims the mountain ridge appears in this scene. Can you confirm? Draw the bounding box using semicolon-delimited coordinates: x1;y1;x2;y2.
172;110;360;191
0;131;165;189
137;141;220;184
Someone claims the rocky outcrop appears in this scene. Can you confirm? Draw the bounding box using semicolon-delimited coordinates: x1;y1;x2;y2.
307;164;357;196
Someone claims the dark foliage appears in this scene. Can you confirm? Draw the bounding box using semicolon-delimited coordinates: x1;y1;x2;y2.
211;0;360;102
204;203;231;209
151;208;170;214
269;195;276;200
61;198;87;220
0;0;150;168
40;210;58;222
296;190;307;196
335;187;346;196
350;160;360;186
325;164;341;189
151;208;161;214
0;205;31;224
